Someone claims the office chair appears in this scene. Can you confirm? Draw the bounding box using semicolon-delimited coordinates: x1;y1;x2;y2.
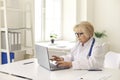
104;51;120;69
102;42;109;54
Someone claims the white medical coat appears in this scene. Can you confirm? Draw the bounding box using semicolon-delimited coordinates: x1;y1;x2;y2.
61;37;105;69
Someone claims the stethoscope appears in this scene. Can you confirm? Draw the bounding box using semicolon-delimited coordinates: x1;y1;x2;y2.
87;38;95;58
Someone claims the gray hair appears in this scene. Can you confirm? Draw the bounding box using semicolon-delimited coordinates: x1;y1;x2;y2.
73;21;94;38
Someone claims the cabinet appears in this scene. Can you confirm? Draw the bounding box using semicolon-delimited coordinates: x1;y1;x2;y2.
0;0;34;64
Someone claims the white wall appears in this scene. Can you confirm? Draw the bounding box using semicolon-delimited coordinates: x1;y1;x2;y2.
93;0;120;52
76;0;87;23
62;0;87;41
87;0;94;23
63;0;120;52
62;0;76;41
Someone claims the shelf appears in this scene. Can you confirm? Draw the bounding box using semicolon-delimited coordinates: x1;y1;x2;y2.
8;27;32;30
0;0;34;64
0;28;7;31
0;27;32;31
6;8;23;12
0;7;31;13
0;47;34;53
0;7;23;12
0;49;8;52
13;47;34;53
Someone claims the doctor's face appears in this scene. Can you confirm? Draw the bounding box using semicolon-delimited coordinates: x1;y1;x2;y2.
75;28;89;44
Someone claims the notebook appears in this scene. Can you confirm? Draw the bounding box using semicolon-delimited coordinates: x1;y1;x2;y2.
35;44;69;71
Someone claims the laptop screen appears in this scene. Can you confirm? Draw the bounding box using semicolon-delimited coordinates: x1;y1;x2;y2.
35;44;51;70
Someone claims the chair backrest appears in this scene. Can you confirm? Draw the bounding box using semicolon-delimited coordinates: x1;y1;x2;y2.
104;51;120;69
102;42;109;54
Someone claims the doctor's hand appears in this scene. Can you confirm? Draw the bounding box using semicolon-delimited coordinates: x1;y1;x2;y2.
50;55;64;61
56;61;72;68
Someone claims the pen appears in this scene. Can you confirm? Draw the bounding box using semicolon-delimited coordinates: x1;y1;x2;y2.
23;61;34;65
80;77;84;79
0;71;9;74
88;69;102;71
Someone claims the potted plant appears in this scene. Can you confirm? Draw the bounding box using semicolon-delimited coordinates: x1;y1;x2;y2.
94;31;107;43
94;31;107;38
50;33;57;44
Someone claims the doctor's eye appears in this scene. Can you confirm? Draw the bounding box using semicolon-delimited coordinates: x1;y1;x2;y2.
75;32;84;37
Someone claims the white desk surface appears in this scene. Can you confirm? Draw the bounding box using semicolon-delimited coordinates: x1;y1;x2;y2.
36;41;75;50
0;58;120;80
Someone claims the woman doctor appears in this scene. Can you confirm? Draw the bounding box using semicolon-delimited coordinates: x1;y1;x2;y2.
52;21;105;70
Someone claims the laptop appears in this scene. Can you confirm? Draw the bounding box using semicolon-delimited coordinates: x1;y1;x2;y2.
35;44;69;71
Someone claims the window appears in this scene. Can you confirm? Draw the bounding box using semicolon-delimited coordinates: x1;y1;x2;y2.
35;0;62;42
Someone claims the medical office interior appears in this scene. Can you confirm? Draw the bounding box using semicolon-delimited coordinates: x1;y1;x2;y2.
0;0;120;79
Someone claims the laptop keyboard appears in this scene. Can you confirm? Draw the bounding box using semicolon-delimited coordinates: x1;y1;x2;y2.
50;63;58;68
49;60;57;68
49;60;69;70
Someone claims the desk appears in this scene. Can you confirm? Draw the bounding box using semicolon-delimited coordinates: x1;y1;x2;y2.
0;58;120;80
0;72;24;80
36;41;75;57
